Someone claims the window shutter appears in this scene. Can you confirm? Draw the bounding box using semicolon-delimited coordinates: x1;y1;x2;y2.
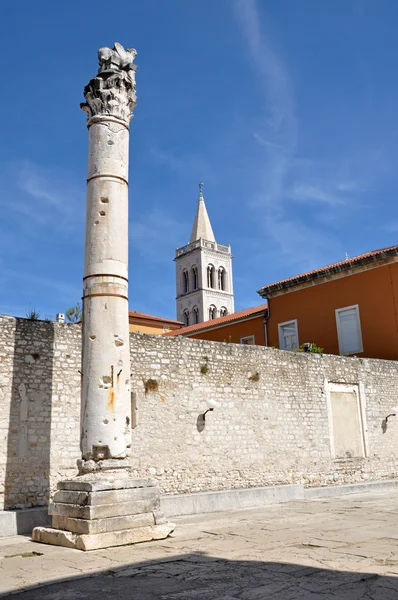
337;306;362;355
278;321;298;351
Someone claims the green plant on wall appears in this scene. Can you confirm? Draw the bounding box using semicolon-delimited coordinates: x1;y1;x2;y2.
296;343;323;354
25;306;40;320
200;355;209;375
249;372;260;382
65;302;82;324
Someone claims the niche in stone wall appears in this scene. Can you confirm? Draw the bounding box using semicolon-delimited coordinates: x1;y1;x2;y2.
326;382;366;459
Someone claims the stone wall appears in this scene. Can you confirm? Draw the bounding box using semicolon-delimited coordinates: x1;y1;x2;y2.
1;315;398;510
0;317;81;510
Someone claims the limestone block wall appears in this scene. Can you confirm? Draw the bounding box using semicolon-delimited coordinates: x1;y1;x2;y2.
0;317;81;510
1;315;398;510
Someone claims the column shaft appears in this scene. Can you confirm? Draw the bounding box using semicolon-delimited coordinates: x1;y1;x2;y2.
81;116;131;461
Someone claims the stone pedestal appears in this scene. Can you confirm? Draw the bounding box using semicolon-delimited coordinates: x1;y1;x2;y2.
32;477;174;551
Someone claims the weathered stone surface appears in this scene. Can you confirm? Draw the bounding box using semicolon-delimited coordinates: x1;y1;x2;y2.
153;510;167;525
78;43;138;468
161;484;304;517
51;512;155;534
81;43;137;123
77;458;131;475
76;523;174;551
32;526;77;548
32;523;174;551
49;496;160;519
3;315;398;511
53;485;157;506
5;491;397;597
53;490;89;505
57;477;156;493
88;486;157;505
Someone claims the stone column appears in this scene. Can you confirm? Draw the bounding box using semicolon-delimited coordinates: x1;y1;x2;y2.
79;43;137;472
32;44;174;550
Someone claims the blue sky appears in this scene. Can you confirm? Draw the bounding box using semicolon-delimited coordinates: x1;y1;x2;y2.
2;1;398;320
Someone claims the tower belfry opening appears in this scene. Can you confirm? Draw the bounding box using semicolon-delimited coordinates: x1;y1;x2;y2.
174;184;235;325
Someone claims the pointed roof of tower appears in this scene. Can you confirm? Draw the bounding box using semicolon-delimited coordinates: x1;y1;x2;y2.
189;183;216;243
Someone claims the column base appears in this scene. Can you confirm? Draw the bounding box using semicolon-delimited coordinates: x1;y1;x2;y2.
32;476;174;551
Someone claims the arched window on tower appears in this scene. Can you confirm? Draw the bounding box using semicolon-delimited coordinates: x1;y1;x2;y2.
182;270;189;294
193;306;199;324
207;264;215;288
218;267;226;291
191;265;198;290
209;305;217;320
220;307;228;317
183;309;190;326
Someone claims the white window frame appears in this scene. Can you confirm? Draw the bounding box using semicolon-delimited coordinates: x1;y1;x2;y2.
240;335;255;345
335;304;363;355
278;319;299;351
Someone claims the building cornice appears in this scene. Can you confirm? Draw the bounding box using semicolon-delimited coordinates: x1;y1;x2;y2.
258;252;398;299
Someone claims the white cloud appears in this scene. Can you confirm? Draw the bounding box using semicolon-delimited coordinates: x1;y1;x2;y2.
336;180;364;193
0;160;85;232
233;0;351;273
290;183;346;207
234;0;296;209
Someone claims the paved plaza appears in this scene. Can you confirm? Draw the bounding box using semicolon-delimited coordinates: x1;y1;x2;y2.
1;490;398;598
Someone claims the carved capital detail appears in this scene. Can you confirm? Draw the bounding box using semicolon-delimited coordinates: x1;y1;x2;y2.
81;43;137;124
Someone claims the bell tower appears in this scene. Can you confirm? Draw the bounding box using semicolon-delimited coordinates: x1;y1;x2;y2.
175;184;234;325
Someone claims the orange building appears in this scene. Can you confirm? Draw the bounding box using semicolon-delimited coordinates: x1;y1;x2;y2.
129;311;182;335
163;304;268;345
258;245;398;360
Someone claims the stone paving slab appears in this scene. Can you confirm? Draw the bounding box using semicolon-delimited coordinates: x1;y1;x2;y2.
1;490;398;598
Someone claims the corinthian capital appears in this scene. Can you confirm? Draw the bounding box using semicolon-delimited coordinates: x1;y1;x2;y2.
81;42;137;124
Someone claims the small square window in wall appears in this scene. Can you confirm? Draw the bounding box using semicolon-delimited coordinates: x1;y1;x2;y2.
335;304;363;355
240;335;255;345
278;320;298;351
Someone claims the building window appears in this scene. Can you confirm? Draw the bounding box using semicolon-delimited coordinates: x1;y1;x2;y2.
193;306;199;324
182;270;189;294
207;264;215;288
218;267;226;291
209;305;217;320
335;305;363;355
191;265;198;290
220;307;228;317
278;320;298;351
183;309;190;326
241;335;255;345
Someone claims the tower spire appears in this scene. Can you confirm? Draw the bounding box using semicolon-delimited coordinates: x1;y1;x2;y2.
189;183;216;243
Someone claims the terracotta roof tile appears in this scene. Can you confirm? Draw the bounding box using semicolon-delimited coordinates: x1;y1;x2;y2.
163;304;268;337
258;245;398;296
129;311;183;326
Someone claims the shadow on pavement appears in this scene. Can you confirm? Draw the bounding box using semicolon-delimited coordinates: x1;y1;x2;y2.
4;550;398;599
